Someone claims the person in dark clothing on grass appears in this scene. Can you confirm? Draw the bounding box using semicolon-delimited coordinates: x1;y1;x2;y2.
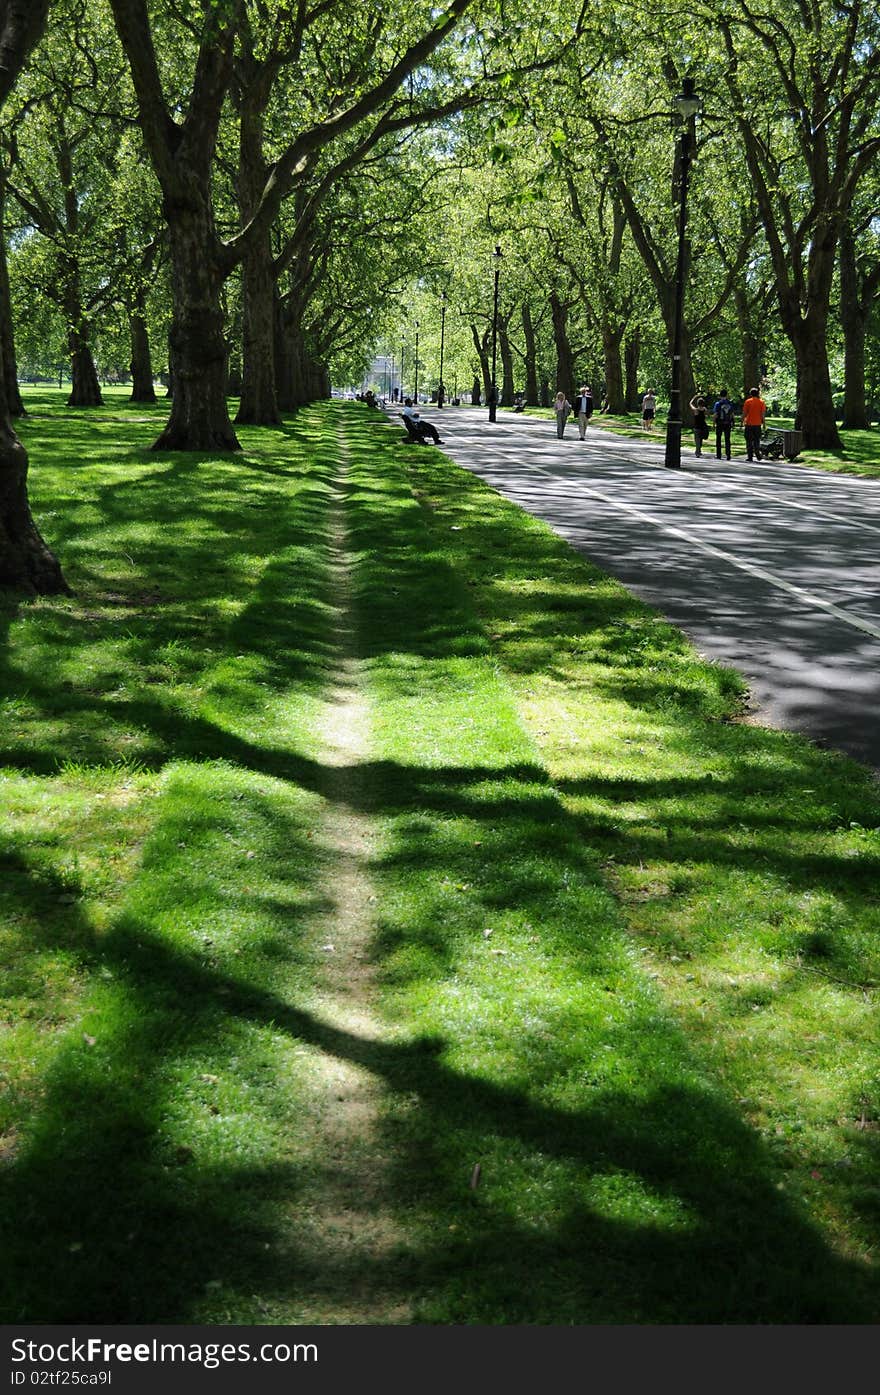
403;398;443;444
713;389;736;459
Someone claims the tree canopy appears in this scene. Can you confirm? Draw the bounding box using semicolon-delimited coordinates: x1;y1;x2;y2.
1;0;879;591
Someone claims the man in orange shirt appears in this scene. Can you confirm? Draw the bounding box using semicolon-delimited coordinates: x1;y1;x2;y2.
742;388;767;461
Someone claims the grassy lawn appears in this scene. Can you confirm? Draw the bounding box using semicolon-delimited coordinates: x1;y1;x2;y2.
1;391;878;1323
501;404;880;475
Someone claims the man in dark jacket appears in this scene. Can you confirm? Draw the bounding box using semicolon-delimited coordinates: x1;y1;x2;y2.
574;385;594;439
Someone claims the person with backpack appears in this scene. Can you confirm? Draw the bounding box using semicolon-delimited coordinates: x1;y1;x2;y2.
574;384;594;439
712;389;736;459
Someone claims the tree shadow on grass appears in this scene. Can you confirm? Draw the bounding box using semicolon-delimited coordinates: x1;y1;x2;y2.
0;897;874;1324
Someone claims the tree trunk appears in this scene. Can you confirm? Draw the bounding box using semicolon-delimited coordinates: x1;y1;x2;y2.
521;303;538;404
65;282;103;406
0;350;67;593
470;324;490;402
839;221;868;430
625;328;640;409
601;323;625;412
154;210;239;451
734;287;761;398
793;315;842;448
128;309;156;402
0;180;23;417
236;233;279;423
275;298;309;411
550;292;575;394
275;298;327;409
67;336;103;407
499;323;515;406
234;90;279;426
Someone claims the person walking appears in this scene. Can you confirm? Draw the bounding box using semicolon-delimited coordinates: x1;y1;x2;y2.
741;387;767;460
554;390;572;438
689;393;709;457
712;389;736;459
641;390;657;432
573;385;594;439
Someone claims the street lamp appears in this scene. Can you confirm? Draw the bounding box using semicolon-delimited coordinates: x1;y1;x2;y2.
664;75;702;470
489;245;502;423
438;292;447;407
414;320;420;402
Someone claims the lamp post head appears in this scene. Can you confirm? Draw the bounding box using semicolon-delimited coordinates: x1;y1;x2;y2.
675;76;702;120
493;244;503;261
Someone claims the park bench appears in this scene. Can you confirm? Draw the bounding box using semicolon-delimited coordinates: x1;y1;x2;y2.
759;428;803;461
401;413;429;445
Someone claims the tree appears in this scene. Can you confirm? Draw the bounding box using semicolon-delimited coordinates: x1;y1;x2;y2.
719;0;880;448
107;0;491;449
0;0;67;595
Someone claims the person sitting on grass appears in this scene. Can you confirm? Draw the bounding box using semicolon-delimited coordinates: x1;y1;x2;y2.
402;397;443;444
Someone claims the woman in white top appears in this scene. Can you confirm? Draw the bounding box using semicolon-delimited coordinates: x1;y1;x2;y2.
554;390;572;439
641;390;657;432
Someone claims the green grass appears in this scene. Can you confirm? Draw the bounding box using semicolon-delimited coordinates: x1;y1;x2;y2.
1;390;879;1323
337;413;880;1322
1;391;343;1321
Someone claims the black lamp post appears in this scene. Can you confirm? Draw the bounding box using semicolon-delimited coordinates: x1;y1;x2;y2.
414;320;420;402
489;245;502;422
438;292;447;407
400;327;405;400
664;76;702;470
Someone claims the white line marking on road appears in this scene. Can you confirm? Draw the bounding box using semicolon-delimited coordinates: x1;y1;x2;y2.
470;416;880;538
493;459;880;644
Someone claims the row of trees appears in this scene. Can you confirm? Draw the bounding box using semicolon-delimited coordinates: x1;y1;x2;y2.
382;0;880;452
1;0;878;594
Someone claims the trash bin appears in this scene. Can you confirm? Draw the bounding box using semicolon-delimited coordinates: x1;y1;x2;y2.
781;429;803;459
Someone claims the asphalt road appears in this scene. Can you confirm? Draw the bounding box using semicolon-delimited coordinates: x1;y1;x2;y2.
402;406;880;773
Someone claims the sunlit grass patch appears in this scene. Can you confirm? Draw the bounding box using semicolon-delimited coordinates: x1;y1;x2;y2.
1;396;340;1323
378;417;880;1321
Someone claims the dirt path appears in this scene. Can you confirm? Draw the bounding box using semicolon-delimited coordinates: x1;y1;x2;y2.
286;428;410;1324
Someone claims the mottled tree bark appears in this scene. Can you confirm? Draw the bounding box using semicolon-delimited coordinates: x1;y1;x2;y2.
601;324;625;412
0;177;22;416
839;218;879;431
234;83;279;425
128;306;156;403
521;303;539;405
550;291;575;394
67;309;104;407
792;313;841;446
734;286;761;398
499;322;514;406
0;0;67;593
624;329;640;410
470;323;490;402
154;207;239;450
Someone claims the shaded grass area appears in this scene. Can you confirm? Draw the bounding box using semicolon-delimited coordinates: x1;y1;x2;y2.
0;395;350;1322
3;394;879;1324
340;408;880;1322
